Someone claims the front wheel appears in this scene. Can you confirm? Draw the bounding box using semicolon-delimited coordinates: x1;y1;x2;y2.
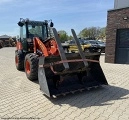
24;53;38;81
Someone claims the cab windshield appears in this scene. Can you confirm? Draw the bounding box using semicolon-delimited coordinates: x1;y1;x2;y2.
28;24;48;40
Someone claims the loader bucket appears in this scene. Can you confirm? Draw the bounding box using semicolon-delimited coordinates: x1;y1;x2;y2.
38;53;108;98
38;28;108;98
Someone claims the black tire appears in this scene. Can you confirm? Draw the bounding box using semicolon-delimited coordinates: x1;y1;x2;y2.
24;53;38;81
98;49;102;53
84;48;90;52
15;50;24;70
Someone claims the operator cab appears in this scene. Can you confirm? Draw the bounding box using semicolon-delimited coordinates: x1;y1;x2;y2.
18;19;49;41
27;22;48;41
18;18;53;51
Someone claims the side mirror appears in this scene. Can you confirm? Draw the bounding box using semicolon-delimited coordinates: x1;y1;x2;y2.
18;22;24;27
50;22;54;27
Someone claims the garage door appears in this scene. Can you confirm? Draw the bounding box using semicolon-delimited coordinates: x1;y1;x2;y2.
115;28;129;64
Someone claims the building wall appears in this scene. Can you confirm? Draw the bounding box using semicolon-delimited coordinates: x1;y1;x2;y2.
105;7;129;63
114;0;129;9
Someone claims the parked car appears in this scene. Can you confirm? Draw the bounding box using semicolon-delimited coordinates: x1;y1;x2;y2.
84;40;100;52
68;39;100;53
85;40;105;53
68;39;90;53
96;41;105;53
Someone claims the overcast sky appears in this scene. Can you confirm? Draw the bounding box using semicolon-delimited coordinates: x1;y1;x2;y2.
0;0;114;36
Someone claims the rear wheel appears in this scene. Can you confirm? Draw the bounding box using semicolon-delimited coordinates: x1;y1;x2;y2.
24;53;38;81
15;50;24;70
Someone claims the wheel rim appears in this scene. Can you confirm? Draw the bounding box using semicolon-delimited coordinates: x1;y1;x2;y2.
25;60;30;74
15;56;18;66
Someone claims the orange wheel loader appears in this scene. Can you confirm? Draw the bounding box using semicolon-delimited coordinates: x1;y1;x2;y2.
15;18;108;98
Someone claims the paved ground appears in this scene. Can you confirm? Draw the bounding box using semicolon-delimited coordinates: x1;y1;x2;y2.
0;47;129;120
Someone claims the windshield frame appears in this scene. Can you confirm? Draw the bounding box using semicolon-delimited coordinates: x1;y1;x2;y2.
26;22;48;40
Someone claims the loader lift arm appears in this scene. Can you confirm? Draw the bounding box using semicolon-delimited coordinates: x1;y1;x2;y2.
33;37;59;57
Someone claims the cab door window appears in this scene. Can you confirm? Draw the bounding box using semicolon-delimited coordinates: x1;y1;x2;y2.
20;25;27;50
20;25;26;40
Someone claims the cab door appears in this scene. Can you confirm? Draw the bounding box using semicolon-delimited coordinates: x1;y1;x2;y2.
20;25;27;51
